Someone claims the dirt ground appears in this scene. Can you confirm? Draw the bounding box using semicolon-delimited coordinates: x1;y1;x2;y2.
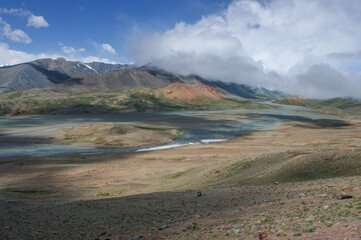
0;112;360;239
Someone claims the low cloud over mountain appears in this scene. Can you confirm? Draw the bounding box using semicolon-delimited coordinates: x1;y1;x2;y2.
132;0;361;99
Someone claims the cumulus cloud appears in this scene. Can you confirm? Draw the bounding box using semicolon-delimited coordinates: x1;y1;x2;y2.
101;43;116;54
61;46;76;54
0;17;31;43
59;42;85;54
27;15;49;28
132;0;361;99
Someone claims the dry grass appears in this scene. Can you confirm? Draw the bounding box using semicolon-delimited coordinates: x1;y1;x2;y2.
56;122;182;148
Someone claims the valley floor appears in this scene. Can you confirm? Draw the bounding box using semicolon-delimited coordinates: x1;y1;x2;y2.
0;110;360;239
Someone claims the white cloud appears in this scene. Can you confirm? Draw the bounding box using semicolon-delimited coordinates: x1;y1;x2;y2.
59;42;86;54
1;8;49;28
101;43;116;54
0;42;58;65
132;0;361;99
27;15;49;28
0;8;49;44
0;8;30;16
81;56;116;64
61;45;76;54
0;41;116;66
0;17;31;43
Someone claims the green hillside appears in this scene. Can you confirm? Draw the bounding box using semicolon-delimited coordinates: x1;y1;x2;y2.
0;87;278;116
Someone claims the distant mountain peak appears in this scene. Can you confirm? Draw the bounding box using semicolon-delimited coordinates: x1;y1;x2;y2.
0;58;126;94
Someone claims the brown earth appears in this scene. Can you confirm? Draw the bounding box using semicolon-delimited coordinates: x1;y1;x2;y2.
280;97;310;107
0;111;360;239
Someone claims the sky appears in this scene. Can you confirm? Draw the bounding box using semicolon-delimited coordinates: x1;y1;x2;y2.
1;0;361;99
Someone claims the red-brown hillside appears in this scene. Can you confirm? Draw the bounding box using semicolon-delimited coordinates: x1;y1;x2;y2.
159;82;224;103
281;97;310;107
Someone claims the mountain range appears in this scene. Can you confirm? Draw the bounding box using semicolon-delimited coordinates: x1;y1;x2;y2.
0;57;286;99
0;58;124;94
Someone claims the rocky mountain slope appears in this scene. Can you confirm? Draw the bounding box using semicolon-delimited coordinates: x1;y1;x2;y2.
0;62;68;94
86;62;128;73
0;58;124;94
52;66;177;93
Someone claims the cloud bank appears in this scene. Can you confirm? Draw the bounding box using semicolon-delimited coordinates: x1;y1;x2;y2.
132;0;361;99
0;42;57;66
0;42;115;66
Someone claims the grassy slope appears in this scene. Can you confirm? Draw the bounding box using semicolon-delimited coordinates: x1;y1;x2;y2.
0;87;278;116
275;97;361;115
306;98;361;111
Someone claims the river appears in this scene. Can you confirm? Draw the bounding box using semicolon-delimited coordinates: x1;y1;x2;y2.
0;103;335;158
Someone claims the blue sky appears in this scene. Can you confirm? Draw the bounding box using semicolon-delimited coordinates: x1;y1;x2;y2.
0;0;231;63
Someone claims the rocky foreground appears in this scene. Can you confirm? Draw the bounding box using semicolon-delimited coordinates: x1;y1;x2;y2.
1;177;360;240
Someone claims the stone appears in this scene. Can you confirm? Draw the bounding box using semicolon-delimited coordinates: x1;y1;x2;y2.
305;216;314;222
338;193;353;200
298;193;306;198
258;230;268;240
158;224;168;230
197;192;202;197
342;188;354;192
323;205;329;210
186;223;196;230
260;217;267;222
231;227;240;235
